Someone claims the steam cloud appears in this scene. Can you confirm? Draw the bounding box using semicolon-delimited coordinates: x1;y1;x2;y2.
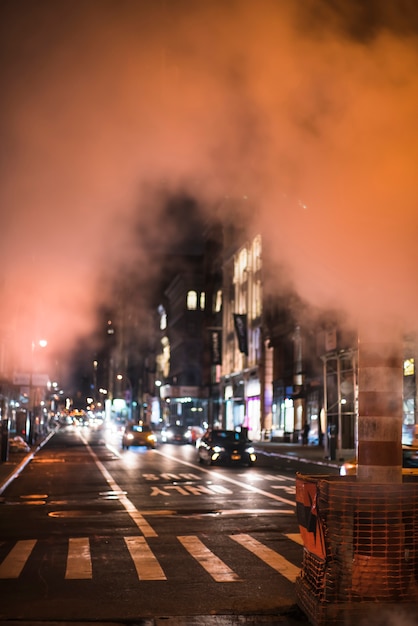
1;0;418;379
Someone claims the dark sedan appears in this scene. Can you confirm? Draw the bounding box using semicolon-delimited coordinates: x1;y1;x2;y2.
197;429;256;466
160;424;190;444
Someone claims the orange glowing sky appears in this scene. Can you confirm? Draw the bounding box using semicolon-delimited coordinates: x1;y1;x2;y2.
1;0;418;377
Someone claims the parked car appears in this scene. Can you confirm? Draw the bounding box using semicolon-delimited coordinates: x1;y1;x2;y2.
340;446;418;476
122;423;156;449
8;436;30;454
197;429;256;466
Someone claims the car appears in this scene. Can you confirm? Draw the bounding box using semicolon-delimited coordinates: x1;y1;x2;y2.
122;423;156;449
8;436;30;454
197;429;256;466
161;424;191;444
340;445;418;476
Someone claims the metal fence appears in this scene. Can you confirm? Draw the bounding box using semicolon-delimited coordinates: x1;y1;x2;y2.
295;474;418;625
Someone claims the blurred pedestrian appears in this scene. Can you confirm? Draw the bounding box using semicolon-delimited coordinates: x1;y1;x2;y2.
302;422;310;445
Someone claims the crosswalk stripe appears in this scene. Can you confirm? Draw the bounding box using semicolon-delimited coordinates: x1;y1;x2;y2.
124;536;166;580
0;534;301;583
285;533;303;546
65;537;92;579
178;535;241;582
0;539;36;578
230;533;300;582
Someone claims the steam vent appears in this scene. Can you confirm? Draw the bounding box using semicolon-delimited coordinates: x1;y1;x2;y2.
295;336;418;625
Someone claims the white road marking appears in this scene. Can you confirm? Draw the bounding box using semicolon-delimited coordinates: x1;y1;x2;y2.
0;533;302;583
124;536;166;580
178;535;241;582
78;432;157;537
230;534;300;582
65;537;92;579
141;473;201;481
272;485;295;494
0;539;36;578
154;449;296;507
207;509;295;516
149;483;234;497
134;508;295;517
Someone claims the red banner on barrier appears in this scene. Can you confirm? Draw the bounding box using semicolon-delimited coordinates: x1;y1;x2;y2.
295;475;326;560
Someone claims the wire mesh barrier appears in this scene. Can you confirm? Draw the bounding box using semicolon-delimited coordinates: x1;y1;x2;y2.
295;474;418;625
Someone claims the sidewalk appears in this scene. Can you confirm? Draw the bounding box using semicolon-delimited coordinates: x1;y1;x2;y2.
255;440;355;472
0;430;55;495
0;431;352;493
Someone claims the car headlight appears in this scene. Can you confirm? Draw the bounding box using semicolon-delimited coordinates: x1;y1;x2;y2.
126;433;134;440
246;446;255;454
147;434;156;442
213;446;224;453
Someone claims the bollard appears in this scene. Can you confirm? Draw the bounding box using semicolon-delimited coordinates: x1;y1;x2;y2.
0;418;9;462
0;397;9;463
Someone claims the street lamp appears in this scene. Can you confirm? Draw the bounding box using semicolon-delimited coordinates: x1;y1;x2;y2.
116;374;133;421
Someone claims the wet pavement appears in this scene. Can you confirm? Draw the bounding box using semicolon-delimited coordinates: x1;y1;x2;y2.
0;430;351;495
0;430;352;626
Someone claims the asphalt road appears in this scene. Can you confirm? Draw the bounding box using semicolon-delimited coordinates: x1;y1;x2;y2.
0;425;311;625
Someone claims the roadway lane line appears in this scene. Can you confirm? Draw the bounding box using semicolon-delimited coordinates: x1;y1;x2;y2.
124;536;166;580
78;432;157;538
155;449;296;507
230;534;300;582
0;539;36;578
65;537;92;579
178;535;242;582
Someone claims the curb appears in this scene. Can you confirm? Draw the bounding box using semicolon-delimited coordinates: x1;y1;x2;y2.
254;444;347;470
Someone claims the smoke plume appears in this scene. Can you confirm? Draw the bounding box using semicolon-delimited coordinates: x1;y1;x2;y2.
1;0;418;378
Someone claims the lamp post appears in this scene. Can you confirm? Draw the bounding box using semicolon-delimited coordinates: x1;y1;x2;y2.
98;388;108;420
155;379;164;424
93;360;98;406
117;374;133;422
28;338;47;445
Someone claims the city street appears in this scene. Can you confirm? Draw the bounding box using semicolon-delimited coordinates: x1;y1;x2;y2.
3;3;418;625
0;425;309;624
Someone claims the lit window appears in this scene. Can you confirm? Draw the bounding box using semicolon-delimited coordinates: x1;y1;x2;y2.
200;292;205;310
187;290;197;310
160;312;167;330
252;235;262;271
158;305;167;330
404;358;415;376
214;289;222;313
239;248;247;273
